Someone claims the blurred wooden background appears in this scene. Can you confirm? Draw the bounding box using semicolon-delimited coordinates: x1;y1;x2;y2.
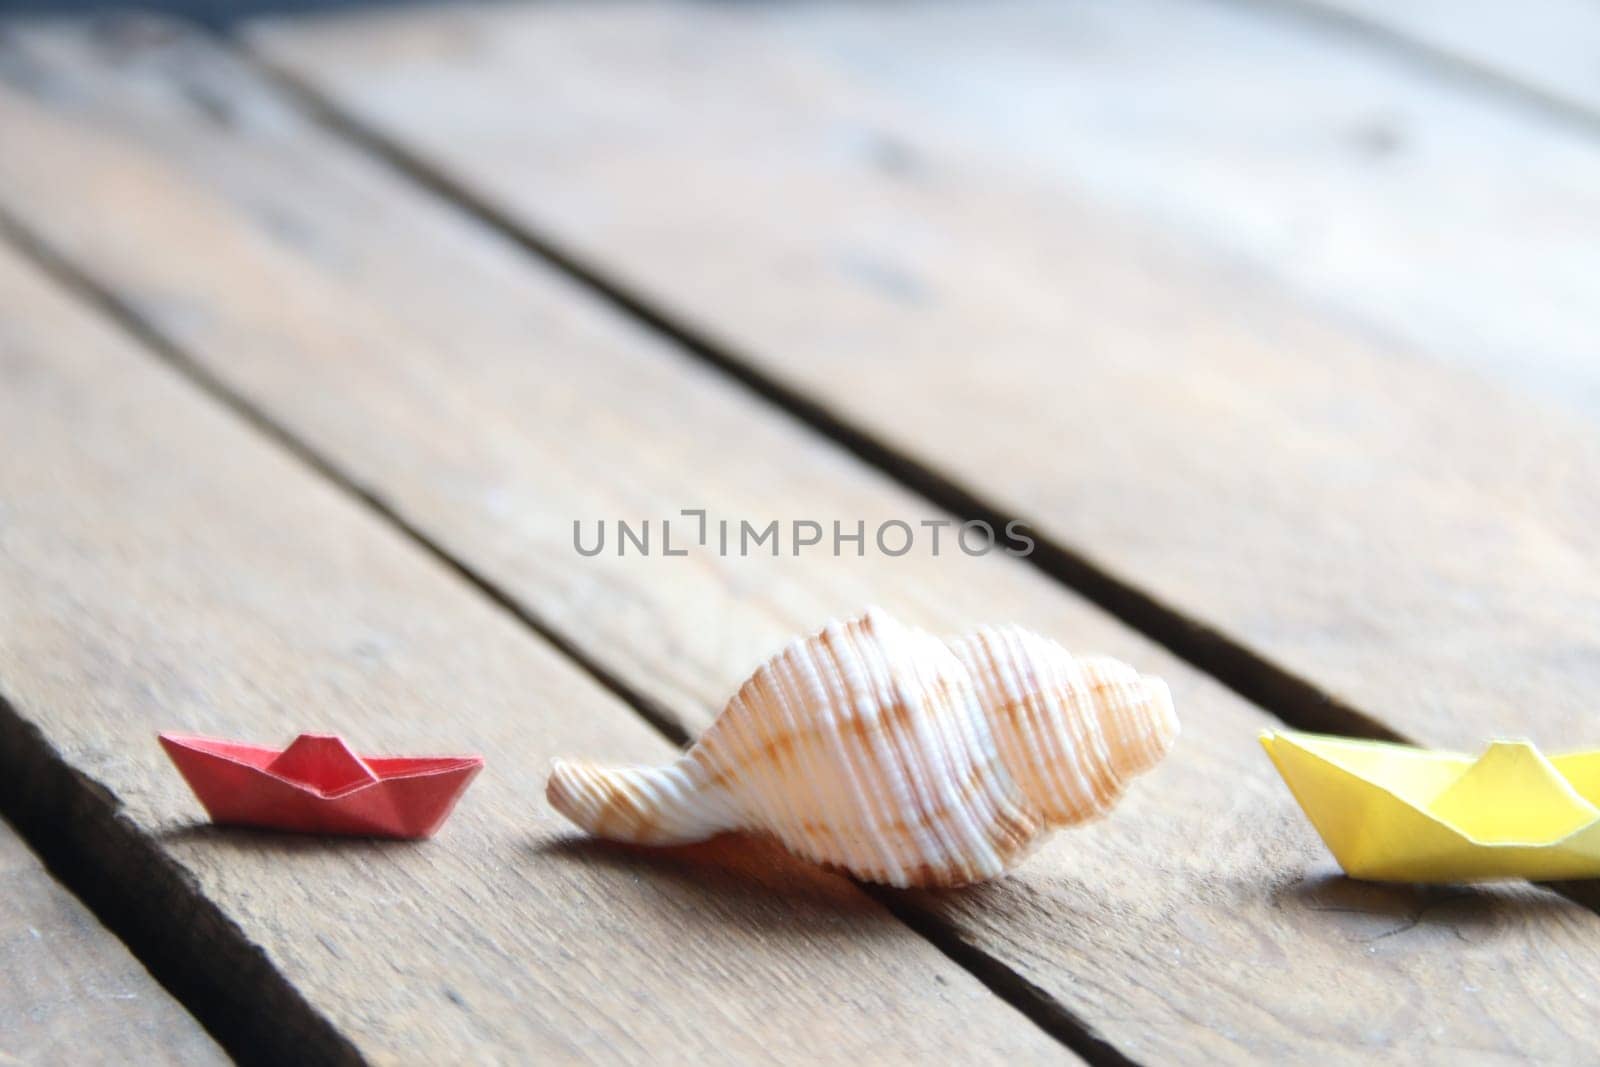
2;2;1599;1063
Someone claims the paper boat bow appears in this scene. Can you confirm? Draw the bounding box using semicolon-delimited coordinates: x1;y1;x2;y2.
1261;729;1600;882
160;732;483;839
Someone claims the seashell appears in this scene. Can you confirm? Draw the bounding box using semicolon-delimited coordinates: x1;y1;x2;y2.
547;608;1178;887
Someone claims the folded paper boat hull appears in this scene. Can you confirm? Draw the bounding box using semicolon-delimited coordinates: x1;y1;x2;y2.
1261;730;1600;882
160;734;483;839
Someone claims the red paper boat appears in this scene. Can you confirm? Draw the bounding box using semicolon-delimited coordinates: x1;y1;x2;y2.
159;732;483;838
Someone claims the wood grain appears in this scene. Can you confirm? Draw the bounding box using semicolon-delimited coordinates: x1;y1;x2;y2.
248;2;1600;751
0;818;226;1065
3;21;1600;1063
0;225;1063;1061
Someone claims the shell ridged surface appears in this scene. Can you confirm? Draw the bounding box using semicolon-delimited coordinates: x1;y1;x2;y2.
547;608;1178;887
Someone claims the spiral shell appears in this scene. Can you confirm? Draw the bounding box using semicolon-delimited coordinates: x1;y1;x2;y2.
547;608;1178;887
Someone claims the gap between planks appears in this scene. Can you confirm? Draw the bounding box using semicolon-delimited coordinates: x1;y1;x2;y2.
0;200;1126;1067
1214;0;1600;142
0;697;361;1067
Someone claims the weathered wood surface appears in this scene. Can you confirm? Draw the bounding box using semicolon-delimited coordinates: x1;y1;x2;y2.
678;0;1600;415
251;2;1600;753
0;238;1064;1062
0;819;226;1065
1288;0;1600;121
3;22;1600;1064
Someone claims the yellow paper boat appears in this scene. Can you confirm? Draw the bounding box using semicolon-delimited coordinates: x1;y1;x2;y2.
1260;729;1600;882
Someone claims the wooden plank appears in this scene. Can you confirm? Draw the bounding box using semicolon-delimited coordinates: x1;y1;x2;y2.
0;234;1064;1062
712;0;1600;415
3;21;1600;1064
0;818;227;1065
250;2;1600;751
1277;0;1600;122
